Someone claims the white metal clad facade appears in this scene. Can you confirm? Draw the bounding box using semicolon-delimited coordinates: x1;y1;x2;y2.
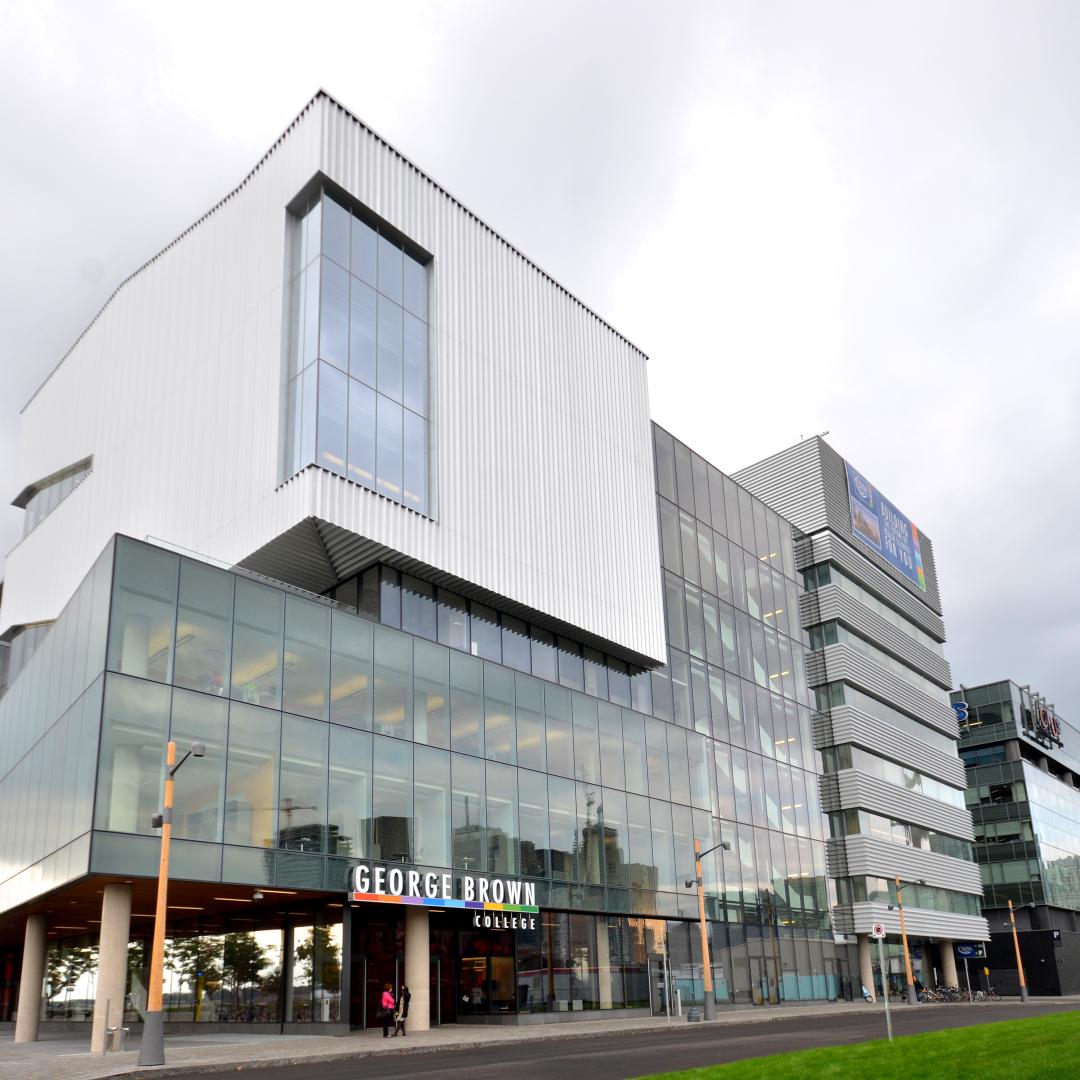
4;92;665;663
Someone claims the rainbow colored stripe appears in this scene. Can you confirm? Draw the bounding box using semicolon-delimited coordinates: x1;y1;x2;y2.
350;891;538;914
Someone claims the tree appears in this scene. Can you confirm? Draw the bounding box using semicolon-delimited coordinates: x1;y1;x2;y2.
165;936;222;1018
222;932;269;1013
46;945;97;1014
294;925;341;994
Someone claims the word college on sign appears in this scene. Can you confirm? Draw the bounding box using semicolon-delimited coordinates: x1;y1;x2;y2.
350;864;539;930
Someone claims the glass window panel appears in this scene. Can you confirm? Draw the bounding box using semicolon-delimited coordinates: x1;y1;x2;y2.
230;578;284;710
413;639;450;748
548;775;577;882
108;539;179;684
328;725;371;859
671;804;695;889
518;769;549;878
653;427;677;503
373;625;412;740
483;663;516;764
282;595;331;721
471;603;501;661
626;793;653;890
403;313;427;417
302;258;320;369
452;752;485;871
450;651;484;756
346;377;377;487
319;259;349;371
487;761;519;875
300;361;318;465
649;800;676;892
679;511;700;585
691;452;711;524
350;215;377;286
583;647;608;700
599;788;630;888
644;718;670;800
731;747;751;823
530;627;557;682
622;710;648;796
174;558;233;696
321;195;350;269
658;498;682;575
607;659;632;708
376;295;404;403
403;253;428;320
557;637;585;692
545;683;574;779
515;674;547;772
402;410;427;514
375;394;403;499
414;745;450;867
278;715;328;853
169;688;227;842
674;442;694;512
685;585;706;660
577;784;604;884
372;734;413;862
687;732;711;812
316;362;347;475
96;674;169;834
400;575;437;640
572;693;601;784
378;234;403;304
329;610;373;729
349;277;377;386
501;615;531;673
437;590;470;652
598;703;625;791
665;573;687;652
224;701;280;848
666;725;691;805
714;743;736;821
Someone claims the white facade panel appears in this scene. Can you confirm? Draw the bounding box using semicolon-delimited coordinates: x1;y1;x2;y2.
3;93;665;663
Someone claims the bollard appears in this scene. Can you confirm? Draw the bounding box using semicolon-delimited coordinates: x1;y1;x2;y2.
686;1007;702;1023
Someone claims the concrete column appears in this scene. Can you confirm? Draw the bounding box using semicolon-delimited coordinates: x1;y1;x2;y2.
940;941;959;987
856;934;875;1000
404;906;430;1032
14;915;47;1043
119;614;151;678
596;916;613;1009
91;884;132;1053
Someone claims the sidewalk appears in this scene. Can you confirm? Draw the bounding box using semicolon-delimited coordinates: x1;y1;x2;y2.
0;998;1050;1080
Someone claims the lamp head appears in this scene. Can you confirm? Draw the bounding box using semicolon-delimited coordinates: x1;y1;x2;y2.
190;742;207;758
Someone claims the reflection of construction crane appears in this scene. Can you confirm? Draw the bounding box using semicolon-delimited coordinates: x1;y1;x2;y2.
237;797;320;851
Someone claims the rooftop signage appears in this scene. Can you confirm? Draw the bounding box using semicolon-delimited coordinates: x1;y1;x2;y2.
349;864;539;930
844;461;927;593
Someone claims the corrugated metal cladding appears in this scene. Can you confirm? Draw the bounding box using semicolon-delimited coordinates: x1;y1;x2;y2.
820;772;975;841
827;836;983;894
733;436;944;618
2;92;665;663
833;904;990;942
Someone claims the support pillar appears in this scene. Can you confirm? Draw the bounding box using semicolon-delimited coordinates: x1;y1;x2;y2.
940;941;958;988
13;915;46;1043
404;906;430;1032
856;934;875;1001
91;884;132;1053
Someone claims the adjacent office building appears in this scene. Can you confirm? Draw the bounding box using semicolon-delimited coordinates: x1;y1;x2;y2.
955;680;1080;994
735;439;988;997
0;91;843;1042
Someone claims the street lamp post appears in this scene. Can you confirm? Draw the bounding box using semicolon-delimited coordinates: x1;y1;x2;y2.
138;739;205;1067
892;876;926;1006
685;837;730;1021
1007;900;1029;1002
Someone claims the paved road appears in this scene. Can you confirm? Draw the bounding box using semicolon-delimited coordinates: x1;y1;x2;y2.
162;1000;1077;1079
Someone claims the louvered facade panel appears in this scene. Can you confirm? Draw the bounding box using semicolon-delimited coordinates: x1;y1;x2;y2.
817;705;966;788
3;93;665;663
832;903;990;941
808;645;958;737
820;772;975;841
801;586;951;688
827;836;983;894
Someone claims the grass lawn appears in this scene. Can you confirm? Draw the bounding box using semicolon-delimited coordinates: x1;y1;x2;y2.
641;1011;1080;1080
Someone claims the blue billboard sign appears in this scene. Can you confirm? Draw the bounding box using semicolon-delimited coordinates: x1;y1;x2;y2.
844;461;927;592
955;943;986;959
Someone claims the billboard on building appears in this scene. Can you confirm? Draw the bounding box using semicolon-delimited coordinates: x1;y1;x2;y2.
844;461;927;592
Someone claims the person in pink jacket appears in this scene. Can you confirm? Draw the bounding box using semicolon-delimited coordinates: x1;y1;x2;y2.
380;984;396;1038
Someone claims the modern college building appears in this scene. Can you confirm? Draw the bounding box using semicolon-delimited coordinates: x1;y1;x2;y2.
0;91;843;1044
734;439;988;997
0;91;984;1044
955;679;1080;994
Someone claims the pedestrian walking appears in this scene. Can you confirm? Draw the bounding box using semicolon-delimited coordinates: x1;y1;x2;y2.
392;983;411;1036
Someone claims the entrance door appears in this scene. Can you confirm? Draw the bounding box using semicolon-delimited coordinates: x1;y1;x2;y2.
750;956;779;1004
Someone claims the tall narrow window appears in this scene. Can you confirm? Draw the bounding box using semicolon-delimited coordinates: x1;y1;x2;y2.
285;190;431;515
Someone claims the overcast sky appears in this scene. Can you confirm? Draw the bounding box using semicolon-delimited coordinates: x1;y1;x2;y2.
2;0;1078;711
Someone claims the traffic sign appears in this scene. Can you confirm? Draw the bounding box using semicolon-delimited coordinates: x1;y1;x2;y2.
955;942;986;959
871;922;886;939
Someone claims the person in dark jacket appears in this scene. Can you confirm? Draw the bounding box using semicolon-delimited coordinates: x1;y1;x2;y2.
392;984;411;1036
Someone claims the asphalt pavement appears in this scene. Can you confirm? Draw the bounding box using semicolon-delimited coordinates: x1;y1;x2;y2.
151;999;1078;1080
